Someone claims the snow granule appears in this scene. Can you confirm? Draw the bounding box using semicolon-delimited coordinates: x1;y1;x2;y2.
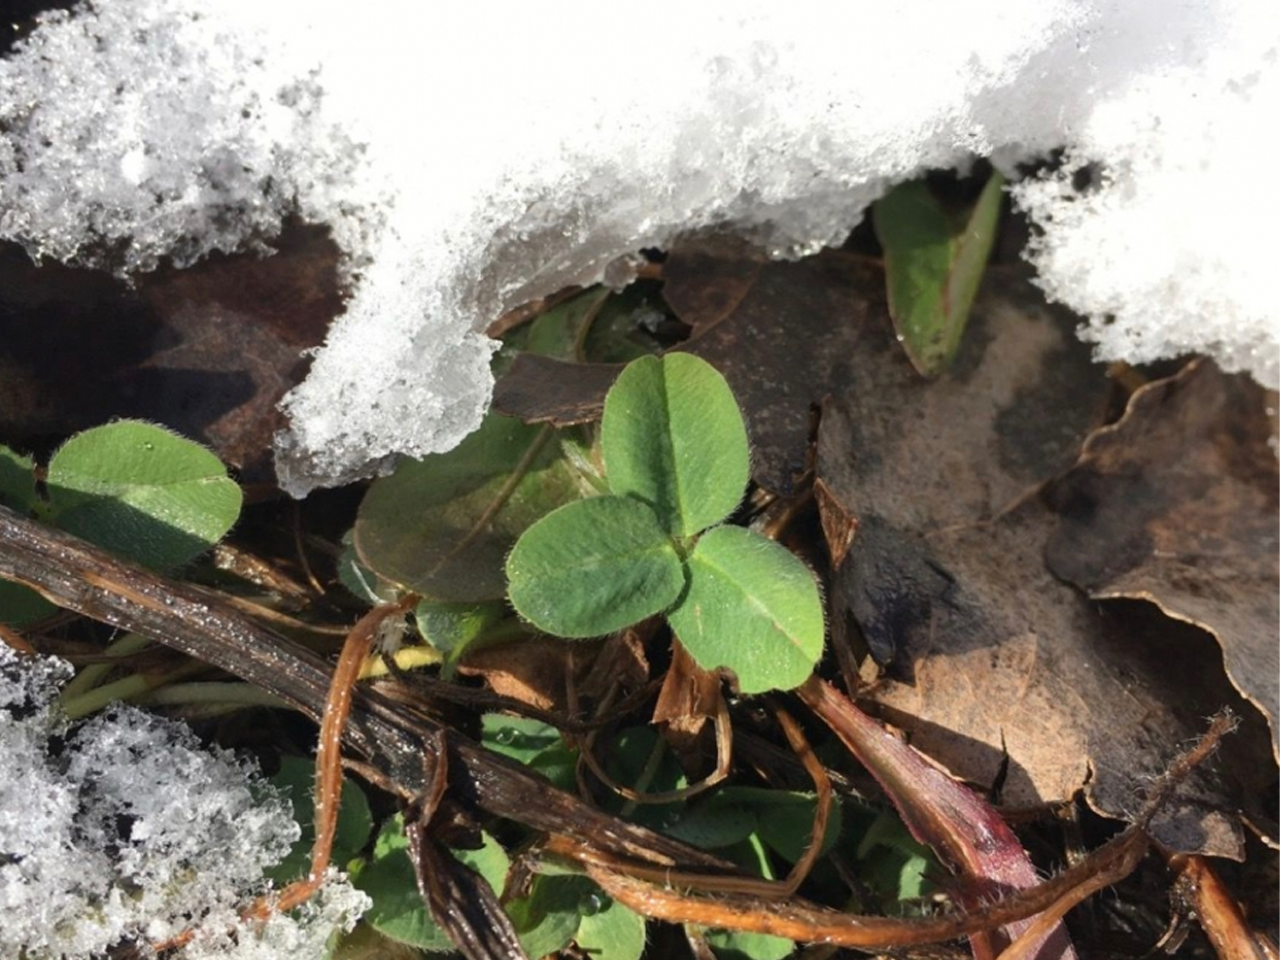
1;1;1276;495
0;645;368;959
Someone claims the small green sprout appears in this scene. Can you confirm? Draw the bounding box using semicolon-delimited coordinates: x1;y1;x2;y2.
505;353;824;693
872;170;1005;377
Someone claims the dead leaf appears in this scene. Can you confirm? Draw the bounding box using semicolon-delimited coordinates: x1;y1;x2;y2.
0;243;158;439
577;628;651;704
1044;359;1279;759
809;266;1271;857
0;223;340;486
653;639;722;740
457;635;575;713
672;243;890;495
458;630;651;718
132;225;340;483
491;354;623;426
661;233;766;338
813;476;858;569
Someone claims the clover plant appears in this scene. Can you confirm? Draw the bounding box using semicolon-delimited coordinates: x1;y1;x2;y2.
505;353;824;693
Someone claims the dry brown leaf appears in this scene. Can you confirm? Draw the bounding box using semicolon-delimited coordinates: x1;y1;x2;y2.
807;267;1271;857
491;354;623;426
653;639;722;739
1044;359;1279;759
0;224;339;486
813;476;858;569
0;244;158;439
577;628;651;703
457;635;575;713
661;233;767;338
673;244;889;495
459;632;650;717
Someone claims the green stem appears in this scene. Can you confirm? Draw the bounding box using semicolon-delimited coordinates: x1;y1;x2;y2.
141;682;289;711
59;631;153;701
572;287;612;361
61;657;206;720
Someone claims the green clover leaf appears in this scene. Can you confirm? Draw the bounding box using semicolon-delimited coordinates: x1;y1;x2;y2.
506;352;824;693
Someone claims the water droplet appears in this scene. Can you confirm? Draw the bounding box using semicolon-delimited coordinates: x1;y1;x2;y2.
580;893;603;916
494;728;516;745
143;442;155;451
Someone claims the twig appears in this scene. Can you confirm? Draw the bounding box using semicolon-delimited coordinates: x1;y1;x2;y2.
772;705;831;897
0;504;724;868
1165;850;1278;960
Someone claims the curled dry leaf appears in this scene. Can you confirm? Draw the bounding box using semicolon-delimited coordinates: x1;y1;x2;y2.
813;477;858;569
1044;359;1279;759
660;233;768;340
460;630;650;718
456;635;579;714
653;639;722;742
811;266;1272;857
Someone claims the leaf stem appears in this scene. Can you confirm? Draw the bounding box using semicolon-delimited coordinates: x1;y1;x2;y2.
59;630;153;701
60;655;207;719
619;734;669;818
140;681;289;710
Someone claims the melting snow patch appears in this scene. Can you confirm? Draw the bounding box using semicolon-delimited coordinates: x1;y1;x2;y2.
0;645;367;959
0;1;1276;495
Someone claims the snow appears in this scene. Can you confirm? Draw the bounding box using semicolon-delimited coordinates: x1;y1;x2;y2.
0;1;1276;495
0;645;367;960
